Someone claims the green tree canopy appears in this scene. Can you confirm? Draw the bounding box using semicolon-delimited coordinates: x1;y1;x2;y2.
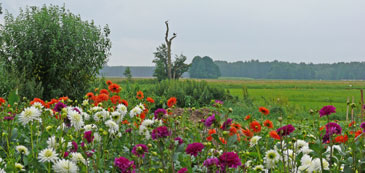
189;56;221;79
0;5;111;100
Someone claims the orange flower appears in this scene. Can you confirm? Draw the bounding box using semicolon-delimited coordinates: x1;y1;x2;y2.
86;92;95;100
121;99;128;107
0;97;5;106
241;128;253;137
106;80;113;86
30;98;46;106
58;96;69;101
263;120;273;128
229;127;238;136
167;97;177;108
335;135;348;143
231;123;241;129
146;97;155;103
110;95;121;104
208;129;216;135
249;121;262;133
97;94;109;102
136;91;144;100
122;120;129;124
319;126;325;131
259;107;270;115
138;112;146;120
269;130;281;140
108;83;121;93
349;121;356;127
355;130;362;138
206;135;213;141
94;88;99;92
244;115;251;121
219;137;227;144
100;89;109;96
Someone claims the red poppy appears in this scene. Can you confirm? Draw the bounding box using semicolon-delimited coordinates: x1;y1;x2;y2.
219;137;227;144
231;123;241;129
120;99;128;107
259;107;270;115
0;97;5;106
355;130;362;138
269;130;281;140
335;135;348;143
100;89;109;96
86;92;95;100
106;80;113;86
136;91;144;100
122;120;129;124
206;135;213;141
319;126;325;131
229;127;238;136
241;128;253;137
208;129;216;135
263;120;274;128
349;121;356;127
110;95;121;104
146;97;155;103
58;97;69;101
96;94;109;102
138;112;146;120
244;115;251;121
167;97;177;108
108;83;121;93
249;121;262;133
30;98;46;106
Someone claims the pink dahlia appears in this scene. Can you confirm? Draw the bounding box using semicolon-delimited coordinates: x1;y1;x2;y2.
114;157;135;173
131;144;148;158
186;143;205;157
219;152;241;168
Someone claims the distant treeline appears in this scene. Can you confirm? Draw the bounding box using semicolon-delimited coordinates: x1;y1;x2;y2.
100;60;365;80
216;60;365;80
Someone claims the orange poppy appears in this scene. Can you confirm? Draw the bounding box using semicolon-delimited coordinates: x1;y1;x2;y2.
259;107;270;115
244;115;251;121
249;121;262;133
106;80;113;86
138;112;146;120
229;127;238;136
86;92;95;100
58;96;69;101
122;120;130;124
208;129;216;135
219;137;227;144
355;130;362;138
335;135;348;143
241;128;253;137
269;130;281;140
110;95;121;104
263;120;274;128
108;83;121;93
0;97;6;106
231;123;241;129
30;98;46;106
97;94;109;102
167;97;177;108
100;89;109;96
121;99;128;107
206;135;213;141
136;91;144;100
319;126;325;131
94;88;99;92
146;97;155;103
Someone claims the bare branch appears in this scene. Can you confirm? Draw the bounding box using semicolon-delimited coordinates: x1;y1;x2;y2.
165;21;169;43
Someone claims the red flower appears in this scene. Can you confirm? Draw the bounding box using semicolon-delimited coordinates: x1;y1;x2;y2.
96;94;109;102
58;96;69;101
249;121;261;133
263;120;273;128
206;135;213;141
231;123;241;129
86;92;95;100
110;95;121;104
146;97;155;103
335;135;348;143
100;89;109;96
208;129;216;135
219;137;227;144
269;131;281;140
167;97;177;108
241;128;253;138
108;83;121;93
349;121;356;127
229;127;238;136
244;115;251;120
136;91;144;100
259;107;270;115
106;80;113;86
0;97;5;106
121;99;128;107
30;98;46;107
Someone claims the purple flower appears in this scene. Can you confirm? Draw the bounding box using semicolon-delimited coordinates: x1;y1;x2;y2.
131;144;148;158
322;133;331;143
3;116;14;121
319;105;336;117
177;168;188;173
71;141;78;152
186;143;205;157
64;151;69;158
73;107;81;114
205;114;216;127
86;149;95;158
276;124;295;137
125;128;132;133
221;118;232;130
325;122;342;135
83;131;94;143
53;102;67;112
219;152;241;168
174;137;184;145
204;157;219;167
361;122;365;132
154;108;167;119
213;100;224;107
114;157;135;173
151;126;171;140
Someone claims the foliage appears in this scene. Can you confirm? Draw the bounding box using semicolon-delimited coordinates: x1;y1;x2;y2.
216;60;365;80
123;67;132;81
0;5;111;100
189;56;221;79
152;44;190;81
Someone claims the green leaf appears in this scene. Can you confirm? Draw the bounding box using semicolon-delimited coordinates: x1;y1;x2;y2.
7;89;20;106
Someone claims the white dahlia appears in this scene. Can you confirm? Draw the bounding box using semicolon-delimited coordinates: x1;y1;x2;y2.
19;106;41;125
53;159;78;173
38;148;59;163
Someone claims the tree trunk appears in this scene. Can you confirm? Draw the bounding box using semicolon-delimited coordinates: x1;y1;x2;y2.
164;21;176;79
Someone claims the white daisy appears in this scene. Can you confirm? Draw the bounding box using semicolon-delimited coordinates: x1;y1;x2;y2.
249;136;262;147
294;140;308;152
325;145;342;153
105;120;119;134
70;152;86;165
264;149;280;168
116;104;127;116
93;110;109;122
300;147;313;154
68;110;84;130
84;124;97;131
16;145;29;156
253;165;265;172
298;154;312;172
0;168;5;173
111;111;122;123
15;163;25;172
32;102;44;110
53;159;78;173
19;106;41;125
138;103;145;111
82;99;89;106
38;148;59;163
308;158;329;172
141;119;154;127
91;106;103;112
129;106;142;118
47;136;65;149
94;132;102;142
82;112;90;121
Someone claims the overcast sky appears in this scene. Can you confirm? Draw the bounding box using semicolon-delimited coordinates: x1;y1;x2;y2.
2;0;365;66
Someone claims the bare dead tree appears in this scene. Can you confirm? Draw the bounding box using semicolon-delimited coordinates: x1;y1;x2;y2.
164;21;176;79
